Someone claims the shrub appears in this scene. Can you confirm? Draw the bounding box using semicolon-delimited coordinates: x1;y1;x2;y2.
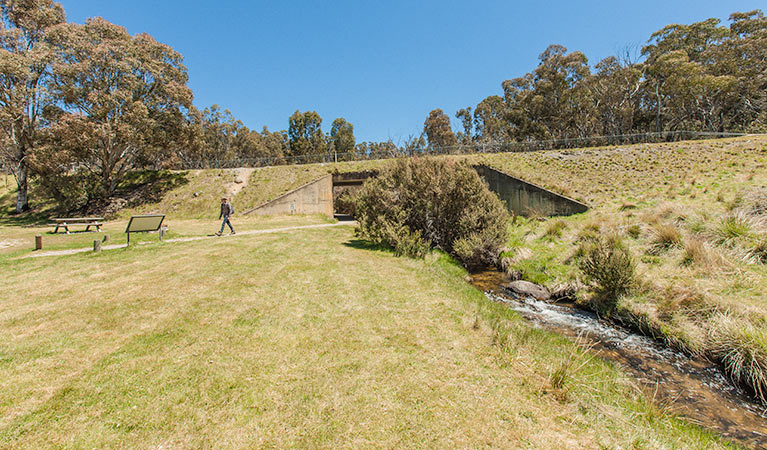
334;189;358;216
577;235;636;313
355;158;509;269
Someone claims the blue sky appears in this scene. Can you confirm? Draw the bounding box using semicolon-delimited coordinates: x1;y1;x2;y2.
63;1;762;143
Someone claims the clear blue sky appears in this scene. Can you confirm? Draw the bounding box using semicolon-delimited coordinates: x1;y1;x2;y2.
62;0;762;143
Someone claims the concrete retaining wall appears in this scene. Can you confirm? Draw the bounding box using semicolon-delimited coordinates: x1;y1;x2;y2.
474;165;588;216
243;174;333;217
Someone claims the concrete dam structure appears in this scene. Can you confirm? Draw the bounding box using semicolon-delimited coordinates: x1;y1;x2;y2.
243;166;588;218
243;174;334;217
473;165;589;216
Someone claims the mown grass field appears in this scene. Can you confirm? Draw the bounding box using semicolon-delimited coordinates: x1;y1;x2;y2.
0;223;732;449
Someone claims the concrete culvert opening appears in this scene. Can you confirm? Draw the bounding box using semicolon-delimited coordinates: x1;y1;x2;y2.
332;171;378;220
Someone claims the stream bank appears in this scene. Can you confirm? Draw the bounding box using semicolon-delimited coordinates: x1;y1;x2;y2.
471;270;767;449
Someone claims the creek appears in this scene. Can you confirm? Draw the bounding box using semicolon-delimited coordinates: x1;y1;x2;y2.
471;270;767;449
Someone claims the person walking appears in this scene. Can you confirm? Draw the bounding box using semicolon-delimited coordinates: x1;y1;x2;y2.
217;197;235;236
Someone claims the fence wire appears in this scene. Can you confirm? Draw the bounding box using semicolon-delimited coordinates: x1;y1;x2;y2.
162;130;751;170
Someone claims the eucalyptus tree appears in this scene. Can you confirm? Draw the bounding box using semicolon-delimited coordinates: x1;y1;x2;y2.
455;107;473;144
0;0;65;212
288;110;325;159
423;108;457;152
47;16;192;196
329;117;355;160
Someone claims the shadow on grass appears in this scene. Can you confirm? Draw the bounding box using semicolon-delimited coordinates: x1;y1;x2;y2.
0;170;190;226
343;239;395;254
111;170;190;209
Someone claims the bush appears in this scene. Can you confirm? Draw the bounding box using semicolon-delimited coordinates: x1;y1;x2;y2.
577;235;636;313
355;158;509;269
334;189;358;216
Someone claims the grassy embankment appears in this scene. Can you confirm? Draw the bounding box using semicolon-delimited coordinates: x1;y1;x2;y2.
465;136;767;402
0;221;734;448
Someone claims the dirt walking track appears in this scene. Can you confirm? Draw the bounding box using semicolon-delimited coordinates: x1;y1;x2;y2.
21;222;354;259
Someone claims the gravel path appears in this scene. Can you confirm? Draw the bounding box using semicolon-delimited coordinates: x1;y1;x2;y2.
21;222;354;259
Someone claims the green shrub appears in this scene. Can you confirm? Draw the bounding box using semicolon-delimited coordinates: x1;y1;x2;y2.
334;189;358;216
355;158;509;269
577;235;636;313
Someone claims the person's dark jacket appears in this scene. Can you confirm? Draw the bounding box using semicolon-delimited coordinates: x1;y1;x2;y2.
219;202;234;219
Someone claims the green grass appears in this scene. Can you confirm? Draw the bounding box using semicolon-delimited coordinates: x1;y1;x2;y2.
0;224;733;448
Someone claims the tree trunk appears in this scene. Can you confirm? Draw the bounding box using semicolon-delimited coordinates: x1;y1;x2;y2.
15;159;29;213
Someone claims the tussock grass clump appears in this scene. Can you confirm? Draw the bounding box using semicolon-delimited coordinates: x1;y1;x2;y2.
749;238;767;264
713;212;755;245
626;224;641;239
710;314;767;403
543;219;567;239
576;222;601;243
743;188;767;217
681;238;709;267
577;235;636;314
648;223;682;254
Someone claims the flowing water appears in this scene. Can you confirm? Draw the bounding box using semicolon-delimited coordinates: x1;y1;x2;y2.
471;270;767;449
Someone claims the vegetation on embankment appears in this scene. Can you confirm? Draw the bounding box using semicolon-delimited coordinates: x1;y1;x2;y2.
490;135;767;404
0;224;734;448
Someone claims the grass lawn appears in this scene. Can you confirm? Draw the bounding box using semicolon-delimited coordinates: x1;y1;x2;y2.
0;215;335;257
0;223;732;448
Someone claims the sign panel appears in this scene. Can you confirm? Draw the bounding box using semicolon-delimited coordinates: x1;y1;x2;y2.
126;215;165;233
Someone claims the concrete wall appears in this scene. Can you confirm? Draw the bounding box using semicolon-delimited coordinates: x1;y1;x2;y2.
243;174;333;217
474;165;588;217
331;171;378;200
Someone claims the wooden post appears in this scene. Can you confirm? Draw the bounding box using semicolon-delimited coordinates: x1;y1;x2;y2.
93;239;101;253
103;234;110;243
34;234;42;250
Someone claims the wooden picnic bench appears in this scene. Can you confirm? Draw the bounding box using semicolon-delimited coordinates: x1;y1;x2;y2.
48;217;104;234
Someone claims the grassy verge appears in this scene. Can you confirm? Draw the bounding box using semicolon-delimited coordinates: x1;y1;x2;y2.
0;225;733;448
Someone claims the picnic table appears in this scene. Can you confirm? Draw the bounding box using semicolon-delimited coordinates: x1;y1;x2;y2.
49;217;104;234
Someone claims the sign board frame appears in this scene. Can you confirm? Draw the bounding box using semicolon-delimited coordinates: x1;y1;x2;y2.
125;214;166;245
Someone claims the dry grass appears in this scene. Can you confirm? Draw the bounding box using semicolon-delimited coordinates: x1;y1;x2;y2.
480;136;767;408
648;223;683;254
0;224;730;448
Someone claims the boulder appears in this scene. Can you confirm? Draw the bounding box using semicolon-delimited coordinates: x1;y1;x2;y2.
503;280;550;301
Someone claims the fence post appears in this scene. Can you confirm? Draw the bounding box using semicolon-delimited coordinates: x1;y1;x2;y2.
93;240;101;253
34;234;42;251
